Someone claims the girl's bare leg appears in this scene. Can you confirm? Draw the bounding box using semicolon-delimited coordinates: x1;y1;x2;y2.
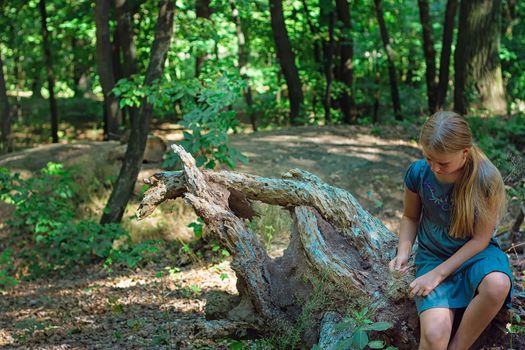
447;272;511;350
419;308;455;350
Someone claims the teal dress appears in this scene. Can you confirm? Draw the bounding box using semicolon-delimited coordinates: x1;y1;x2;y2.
404;160;513;314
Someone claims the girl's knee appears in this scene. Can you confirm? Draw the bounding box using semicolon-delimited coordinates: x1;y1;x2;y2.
420;323;452;347
420;309;454;348
478;272;511;302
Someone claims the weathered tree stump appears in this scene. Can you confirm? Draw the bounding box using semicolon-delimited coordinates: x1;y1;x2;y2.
137;145;521;349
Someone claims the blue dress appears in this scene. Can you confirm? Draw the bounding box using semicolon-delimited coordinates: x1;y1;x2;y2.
404;160;513;314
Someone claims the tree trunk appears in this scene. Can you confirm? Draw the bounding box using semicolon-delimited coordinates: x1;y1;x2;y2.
269;0;304;125
435;0;457;110
373;0;402;120
417;0;437;113
0;51;12;153
95;0;122;140
335;0;355;124
137;145;521;349
100;0;175;224
115;0;139;129
195;0;212;78
454;0;507;115
39;0;59;144
301;0;321;66
229;0;256;132
322;10;335;125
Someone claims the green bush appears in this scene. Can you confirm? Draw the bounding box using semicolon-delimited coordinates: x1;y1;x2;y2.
0;163;154;277
469;114;525;207
0;249;18;288
112;74;248;170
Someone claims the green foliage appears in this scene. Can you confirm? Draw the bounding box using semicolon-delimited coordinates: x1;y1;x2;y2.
0;163;164;277
163;75;249;170
276;274;332;349
105;239;163;270
331;307;394;350
188;218;205;239
14;318;49;344
0;249;18;288
113;74;249;170
469;114;525;206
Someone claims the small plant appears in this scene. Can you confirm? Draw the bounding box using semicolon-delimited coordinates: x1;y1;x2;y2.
263;225;275;249
0;249;18;288
188;218;205;239
107;295;125;314
331;307;394;350
14;318;48;343
181;284;202;298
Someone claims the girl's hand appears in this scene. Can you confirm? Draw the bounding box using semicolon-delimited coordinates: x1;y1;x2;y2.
389;254;409;277
409;270;443;297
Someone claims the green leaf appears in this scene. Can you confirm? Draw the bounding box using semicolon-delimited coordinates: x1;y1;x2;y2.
361;322;393;332
368;340;386;349
335;338;354;350
352;330;369;350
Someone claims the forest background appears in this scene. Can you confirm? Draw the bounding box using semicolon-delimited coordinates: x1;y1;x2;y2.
0;0;524;348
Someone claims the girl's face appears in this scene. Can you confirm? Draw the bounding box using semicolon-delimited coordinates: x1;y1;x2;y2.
422;147;469;178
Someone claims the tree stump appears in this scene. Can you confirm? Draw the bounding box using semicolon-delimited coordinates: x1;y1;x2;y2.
137;145;522;349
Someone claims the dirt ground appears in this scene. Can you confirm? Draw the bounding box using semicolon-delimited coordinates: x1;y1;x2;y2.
0;124;523;349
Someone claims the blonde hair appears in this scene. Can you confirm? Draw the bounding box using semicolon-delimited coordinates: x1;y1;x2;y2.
419;111;506;239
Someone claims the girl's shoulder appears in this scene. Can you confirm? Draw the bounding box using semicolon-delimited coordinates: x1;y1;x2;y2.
404;159;429;193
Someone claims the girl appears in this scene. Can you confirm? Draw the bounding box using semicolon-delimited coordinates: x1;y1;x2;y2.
389;111;513;350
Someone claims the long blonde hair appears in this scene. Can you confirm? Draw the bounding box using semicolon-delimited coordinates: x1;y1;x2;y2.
419;111;506;239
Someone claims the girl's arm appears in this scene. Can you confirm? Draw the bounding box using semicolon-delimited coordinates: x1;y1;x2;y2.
409;205;497;297
433;205;497;280
390;187;422;274
397;187;422;257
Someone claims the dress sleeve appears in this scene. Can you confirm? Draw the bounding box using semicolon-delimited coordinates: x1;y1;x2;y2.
404;160;422;193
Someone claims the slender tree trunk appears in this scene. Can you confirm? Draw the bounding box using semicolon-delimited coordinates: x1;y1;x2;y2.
322;11;335;125
301;0;323;123
39;0;59;143
418;0;437;113
372;50;380;122
301;0;321;66
96;0;122;140
0;51;12;153
115;0;139;130
335;0;355;123
269;0;304;125
229;0;256;132
435;0;457;110
373;0;402;120
195;0;212;78
454;0;507;115
101;0;175;224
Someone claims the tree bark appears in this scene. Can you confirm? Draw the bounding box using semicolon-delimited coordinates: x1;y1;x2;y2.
322;10;335;125
0;51;12;153
373;0;402;120
115;0;139;129
95;0;122;140
229;0;256;132
454;0;507;115
335;0;355;124
39;0;59;144
435;0;457;110
417;0;437;113
136;145;521;349
195;0;212;78
269;0;304;125
100;0;175;224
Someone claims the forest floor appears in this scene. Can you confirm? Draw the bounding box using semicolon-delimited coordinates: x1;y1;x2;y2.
0;124;523;349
